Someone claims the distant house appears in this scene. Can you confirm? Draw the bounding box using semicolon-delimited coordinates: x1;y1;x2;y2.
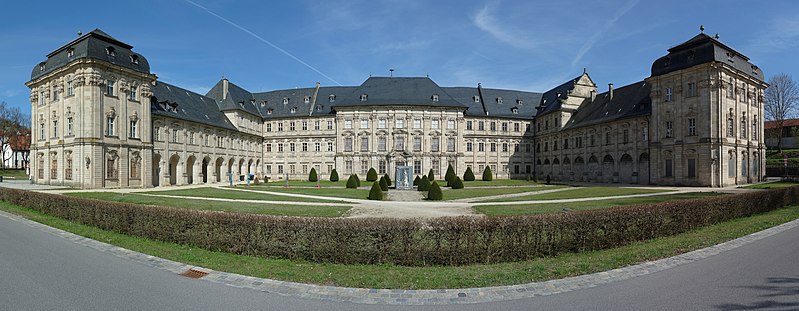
765;118;799;149
2;129;31;170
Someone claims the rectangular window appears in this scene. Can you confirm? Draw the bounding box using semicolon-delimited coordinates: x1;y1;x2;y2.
278;123;284;131
361;137;369;151
315;121;321;130
378;118;386;129
688;159;696;178
752;120;758;140
315;142;321;152
189;132;194;145
688;118;696;136
344;120;352;129
290;165;295;175
344;137;352;152
129;85;137;101
395;136;405;150
106;117;115;136
302;142;308;152
327;120;333;130
278;143;284;152
290;143;295;152
302;121;308;131
490;122;496;131
740;118;747;139
361;160;369;175
502;143;508;152
432;159;440;176
290;122;296;131
514;165;519;174
106;80;115;96
67;81;73;96
106;159;117;179
266;165;272;174
466;121;473;130
52;120;58;138
129;120;138;138
448;138;455;152
501;122;508;132
378;160;386;174
478;121;484;131
526;144;531;153
65;158;72;180
466;142;472;152
491;142;497;152
665;87;673;102
360;119;368;129
414;160;421;174
431;137;439;152
665;121;673;138
413;137;422;151
665;159;673;177
431;119;440;129
53;90;59;101
726;82;734;99
327;142;334;151
447;120;455;129
278;165;283;174
266;144;272;152
742;158;747;177
67;117;73;136
687;82;696;97
478;142;485;152
413;119;421;129
605;132;611;145
514;123;520;132
623;129;629;143
378;137;386;151
395;119;404;128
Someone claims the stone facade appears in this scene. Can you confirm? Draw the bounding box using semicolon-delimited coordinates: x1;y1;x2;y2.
26;29;766;188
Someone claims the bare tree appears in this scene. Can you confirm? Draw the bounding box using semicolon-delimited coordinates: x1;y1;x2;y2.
0;102;29;169
764;73;799;152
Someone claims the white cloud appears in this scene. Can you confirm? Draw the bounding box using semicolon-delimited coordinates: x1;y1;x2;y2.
747;17;799;53
472;1;540;51
570;0;640;68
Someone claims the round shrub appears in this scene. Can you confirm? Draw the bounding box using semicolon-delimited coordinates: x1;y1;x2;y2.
418;175;431;192
428;169;435;181
413;175;420;186
463;167;475;181
346;174;358;189
368;181;383;200
450;176;464;189
427;181;443;200
379;176;389;191
366;168;378;182
330;169;339;182
482;166;493;181
308;168;318;182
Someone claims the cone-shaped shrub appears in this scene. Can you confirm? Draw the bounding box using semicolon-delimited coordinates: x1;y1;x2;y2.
418;175;431;192
445;164;456;185
379;177;389;191
413;175;420;186
366;168;378;182
368;181;383;200
308;168;318;182
383;173;391;187
427;181;443;200
450;176;464;189
354;174;361;187
482;166;493;181
330;169;339;182
346;174;358;189
463;167;475;181
427;169;435;181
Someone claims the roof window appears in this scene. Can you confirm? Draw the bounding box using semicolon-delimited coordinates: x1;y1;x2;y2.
329;94;336;102
282;98;289;105
316;105;324;111
360;94;368;102
290;107;297;114
473;96;480;103
432;94;439;102
39;63;46;71
516;99;523;105
267;108;273;115
260;100;266;107
67;48;74;58
304;96;310;104
105;46;115;56
496;97;503;104
130;54;139;64
511;107;518;114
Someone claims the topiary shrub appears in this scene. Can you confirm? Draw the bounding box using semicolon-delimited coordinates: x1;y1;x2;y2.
383;173;391;187
445;164;456;186
450;176;464;189
463;167;475;181
330;169;339;182
427;181;443;200
354;174;361;187
418;175;431;192
308;168;318;182
482;166;493;181
379;177;389;191
428;169;435;181
346;174;358;189
368;181;383;200
366;168;378;182
413;175;420;186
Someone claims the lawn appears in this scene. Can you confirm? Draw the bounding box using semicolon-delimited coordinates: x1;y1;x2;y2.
135;187;343;203
2;199;796;289
442;185;566;201
461;179;546;187
739;181;799;189
479;187;673;202
245;186;370;200
65;192;350;217
254;180;346;188
475;192;724;216
0;169;28;178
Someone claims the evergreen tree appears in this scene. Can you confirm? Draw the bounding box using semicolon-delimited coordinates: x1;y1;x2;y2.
346;174;358;189
368;181;383;200
450;176;464;189
366;168;378;182
463;167;475;181
418;175;431;192
427;181;443;200
413;175;421;186
482;166;493;181
379;176;389;191
445;164;456;186
353;174;361;187
330;169;339;182
427;169;435;181
308;167;318;182
383;173;391;187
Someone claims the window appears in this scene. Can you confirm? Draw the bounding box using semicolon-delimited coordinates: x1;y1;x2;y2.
129;120;138;138
447;120;455;129
106;80;115;96
266;144;272;152
106;158;117;179
302;121;308;131
742;158;747;177
360;94;368;101
290;107;296;114
432;159;440;176
511;108;518;114
66;117;73;136
361;137;369;151
129;85;137;101
413;137;422;151
413;119;421;129
478;142;485;152
266;123;272;132
39;91;45;106
395;136;405;150
278;165;284;174
466;142;473;151
491;142;497;152
315;120;321;130
431;137;439;152
301;142;308;152
431;119;440;129
282;98;289;105
65;157;72;180
642;127;648;142
327;120;333;130
414;160;422;174
315;142;321;152
665;87;672;102
726;80;734;99
329;94;336;102
67;80;73;96
502;143;508;152
687;82;697;97
395;119;404;128
553;140;558;151
378;160;386;174
106;46;115;56
728;155;735;177
590;134;595;146
496;97;503;104
501;122;508;132
361;160;368;174
473;96;480;103
514;123;520;132
290;143;296;152
278;143;284;152
327;142;334;151
304;96;310;104
466;121;473;130
605;132;611;145
290;122;296;131
688;118;696;136
49;158;57;179
490;122;496;131
665;121;673;138
53;89;59;101
665;159;673;177
360;119;368;129
543;142;548;152
526;144;531;153
478;121;484;131
278;123;284;132
130;54;139;64
448;138;455;152
267;109;273;115
727;116;734;137
378;137;386;151
432;94;439;102
378;118;386;129
106;116;115;136
688;159;696;178
130;158;140;179
622;129;629;143
752;119;758;140
740;116;747;139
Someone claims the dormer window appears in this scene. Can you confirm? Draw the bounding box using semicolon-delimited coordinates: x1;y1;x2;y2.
751;65;759;74
516;99;523;105
726;52;734;62
432;94;439;102
39;63;46;71
67;48;74;58
473;96;480;103
260;100;266;107
290;107;297;114
360;94;368;101
130;54;139;64
282;98;289;105
267;108;273;115
511;107;518;114
329;94;336;102
105;46;115;56
316;105;323;111
304;96;310;104
496;97;503;104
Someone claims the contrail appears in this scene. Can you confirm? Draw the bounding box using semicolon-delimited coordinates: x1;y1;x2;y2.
571;0;640;69
183;0;342;86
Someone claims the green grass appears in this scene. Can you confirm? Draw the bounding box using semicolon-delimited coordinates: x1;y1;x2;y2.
0;169;28;178
442;185;566;200
1;199;796;289
133;187;343;203
480;187;673;202
740;181;799;189
476;192;724;216
255;180;346;188
65;192;350;217
462;179;546;186
244;186;370;200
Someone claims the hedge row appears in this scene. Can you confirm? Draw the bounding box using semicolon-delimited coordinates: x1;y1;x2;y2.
1;186;797;266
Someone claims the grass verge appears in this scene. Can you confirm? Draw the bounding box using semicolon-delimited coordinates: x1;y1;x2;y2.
255;180;346;188
476;192;724;216
461;180;546;186
0;169;28;178
480;186;672;202
65;192;350;217
1;200;796;289
739;181;799;189
134;187;344;203
442;185;563;201
243;186;370;200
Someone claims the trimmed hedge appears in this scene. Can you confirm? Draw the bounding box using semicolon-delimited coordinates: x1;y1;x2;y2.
482;166;493;181
414;175;420;186
464;167;475;181
346;175;358;189
379;177;389;191
1;186;797;267
383;174;391;187
354;174;361;187
428;169;435;181
367;168;378;182
450;176;464;189
445;165;455;185
308;168;318;182
368;181;383;200
330;169;339;182
418;175;431;192
427;181;443;200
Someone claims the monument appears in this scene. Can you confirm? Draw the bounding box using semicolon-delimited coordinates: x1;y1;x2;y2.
394;166;413;190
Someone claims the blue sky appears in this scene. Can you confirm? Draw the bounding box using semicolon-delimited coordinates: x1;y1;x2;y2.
2;0;798;116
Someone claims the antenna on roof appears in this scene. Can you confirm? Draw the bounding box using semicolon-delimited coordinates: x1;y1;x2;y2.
700;25;704;34
389;68;394;77
583;67;587;74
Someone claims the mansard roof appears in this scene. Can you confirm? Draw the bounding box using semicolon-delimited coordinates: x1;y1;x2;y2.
151;81;237;130
334;77;466;109
651;33;764;81
563;80;651;130
31;29;150;81
443;87;541;119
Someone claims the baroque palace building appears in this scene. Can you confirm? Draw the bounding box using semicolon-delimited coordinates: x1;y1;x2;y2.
26;29;766;188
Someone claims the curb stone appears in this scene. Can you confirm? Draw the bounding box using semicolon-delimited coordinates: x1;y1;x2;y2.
1;209;798;305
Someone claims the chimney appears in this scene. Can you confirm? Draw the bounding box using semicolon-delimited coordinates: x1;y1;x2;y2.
222;78;229;101
608;83;614;101
591;90;596;102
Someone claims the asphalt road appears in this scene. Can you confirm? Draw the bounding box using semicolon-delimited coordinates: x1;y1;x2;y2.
1;212;797;310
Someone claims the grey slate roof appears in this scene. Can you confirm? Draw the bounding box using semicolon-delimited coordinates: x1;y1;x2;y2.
563;80;651;130
151;81;237;130
31;29;150;80
535;75;584;116
443;87;541;119
254;86;354;119
651;33;764;81
334;77;466;109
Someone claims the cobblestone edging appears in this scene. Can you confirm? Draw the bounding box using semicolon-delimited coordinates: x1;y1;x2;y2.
2;209;798;305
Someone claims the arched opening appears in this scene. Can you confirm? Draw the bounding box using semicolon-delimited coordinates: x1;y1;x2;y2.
202;157;210;183
619;153;633;184
186;155;196;184
152;154;161;187
638;152;650;185
574;156;585;181
215;157;224;183
169;154;180;186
